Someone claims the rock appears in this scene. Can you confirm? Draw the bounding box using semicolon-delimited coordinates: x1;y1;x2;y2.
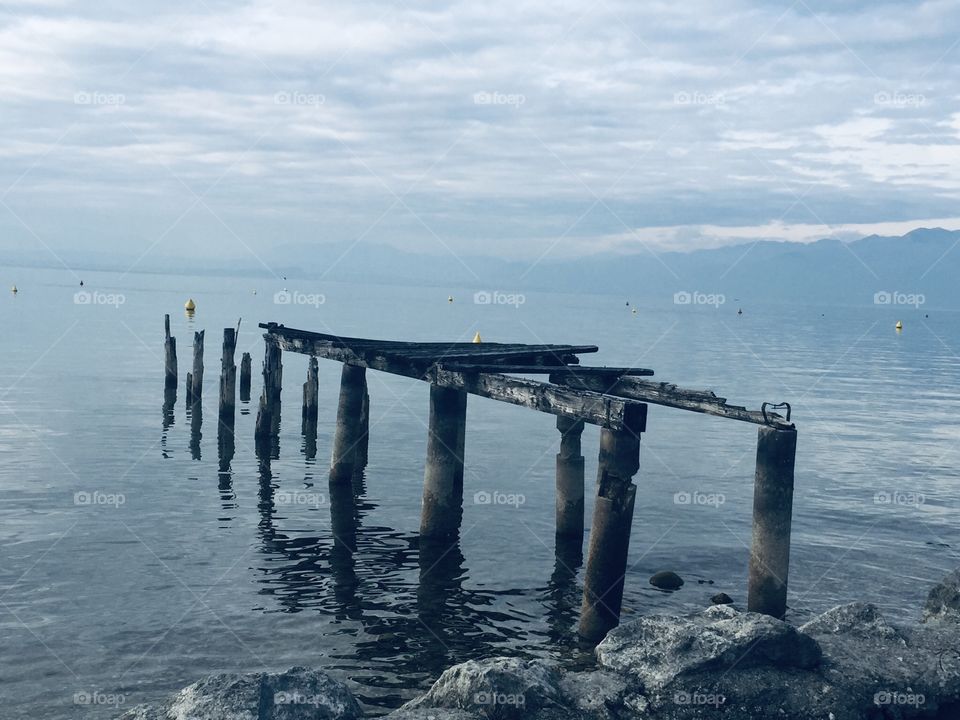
799;602;904;641
649;571;683;590
116;667;362;720
923;568;960;623
557;670;629;720
401;657;566;719
385;710;481;720
709;592;733;605
596;604;821;689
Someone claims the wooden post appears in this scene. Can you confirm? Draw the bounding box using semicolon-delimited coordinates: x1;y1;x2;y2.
163;314;177;390
556;416;585;538
190;330;205;402
357;381;370;469
329;364;367;485
185;371;193;404
747;426;797;619
420;384;468;539
255;339;282;445
302;356;319;431
219;328;237;423
578;403;646;643
239;352;252;402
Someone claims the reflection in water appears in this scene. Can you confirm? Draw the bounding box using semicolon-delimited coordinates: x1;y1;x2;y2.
545;534;584;646
217;417;236;516
188;400;202;460
161;386;176;458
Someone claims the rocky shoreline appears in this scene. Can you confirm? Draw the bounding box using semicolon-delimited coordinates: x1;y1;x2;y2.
118;569;960;720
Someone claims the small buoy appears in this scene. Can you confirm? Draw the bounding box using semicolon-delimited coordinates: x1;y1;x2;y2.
252;290;257;295
79;280;84;287
448;295;454;303
625;301;630;306
11;285;17;294
472;331;482;343
631;308;637;314
737;308;743;316
184;298;196;311
895;321;902;330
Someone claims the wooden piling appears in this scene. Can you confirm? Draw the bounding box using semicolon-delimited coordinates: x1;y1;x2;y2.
219;328;237;422
747;426;797;619
578;403;646;643
239;352;252;402
357;382;370;469
556;416;585;538
329;364;367;485
420;384;468;539
163;314;177;390
190;330;205;402
302;356;319;430
186;371;193;404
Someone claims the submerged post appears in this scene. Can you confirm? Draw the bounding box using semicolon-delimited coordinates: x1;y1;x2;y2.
302;356;319;430
747;425;797;618
190;330;205;402
163;314;177;390
329;364;367;485
219;328;237;422
420;385;468;539
239;352;252;402
578;403;647;643
556;416;585;538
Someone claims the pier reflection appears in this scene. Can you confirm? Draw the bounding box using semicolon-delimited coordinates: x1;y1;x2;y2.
188;400;202;460
161;386;176;458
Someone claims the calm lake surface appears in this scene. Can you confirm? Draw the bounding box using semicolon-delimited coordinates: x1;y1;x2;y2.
1;266;957;718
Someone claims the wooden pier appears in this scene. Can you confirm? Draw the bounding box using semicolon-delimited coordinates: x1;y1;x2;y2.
163;318;797;644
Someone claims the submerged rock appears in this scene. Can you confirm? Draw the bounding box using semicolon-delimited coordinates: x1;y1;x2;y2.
709;592;733;605
648;571;683;590
116;667;362;720
924;568;960;623
595;604;821;688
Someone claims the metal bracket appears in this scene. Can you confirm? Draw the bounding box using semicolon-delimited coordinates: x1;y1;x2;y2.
761;401;791;424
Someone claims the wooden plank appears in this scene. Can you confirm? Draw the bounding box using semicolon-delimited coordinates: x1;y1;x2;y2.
550;373;792;428
268;332;639;429
440;363;655;376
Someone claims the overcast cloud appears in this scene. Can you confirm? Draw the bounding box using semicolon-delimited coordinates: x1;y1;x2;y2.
1;0;959;265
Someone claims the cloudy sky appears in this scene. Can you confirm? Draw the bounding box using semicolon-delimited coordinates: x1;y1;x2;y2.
1;0;959;264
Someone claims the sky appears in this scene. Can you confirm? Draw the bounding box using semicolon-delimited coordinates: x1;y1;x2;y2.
1;0;959;266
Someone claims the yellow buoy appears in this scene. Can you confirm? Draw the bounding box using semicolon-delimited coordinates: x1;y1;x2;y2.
472;331;482;343
895;321;902;330
631;308;637;314
184;298;196;311
448;295;454;303
11;285;17;294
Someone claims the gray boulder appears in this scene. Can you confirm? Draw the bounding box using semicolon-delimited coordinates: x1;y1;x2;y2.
924;568;960;623
384;710;481;720
400;657;567;719
116;667;362;720
595;604;821;689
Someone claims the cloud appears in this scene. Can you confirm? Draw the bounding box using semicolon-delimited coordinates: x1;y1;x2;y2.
0;0;959;264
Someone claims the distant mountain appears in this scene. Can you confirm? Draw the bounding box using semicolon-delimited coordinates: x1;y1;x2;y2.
4;227;959;308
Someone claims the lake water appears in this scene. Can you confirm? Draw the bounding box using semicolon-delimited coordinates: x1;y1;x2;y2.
1;266;957;718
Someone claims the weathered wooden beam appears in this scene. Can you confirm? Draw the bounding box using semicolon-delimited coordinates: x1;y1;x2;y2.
556;416;585;538
441;363;654;376
190;330;205;402
330;364;367;485
268;334;637;429
420;384;467;539
239;352;252;402
219;328;237;422
552;374;791;428
163;314;177;391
